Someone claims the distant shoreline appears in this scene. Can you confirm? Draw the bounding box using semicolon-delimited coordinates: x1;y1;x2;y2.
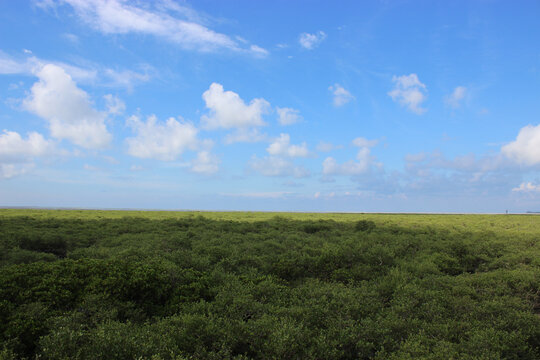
0;206;538;215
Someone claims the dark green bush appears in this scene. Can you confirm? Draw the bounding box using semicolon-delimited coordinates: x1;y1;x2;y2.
355;219;376;232
0;214;539;359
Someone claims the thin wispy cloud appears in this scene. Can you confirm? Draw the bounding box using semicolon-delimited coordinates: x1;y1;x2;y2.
0;51;152;90
445;86;466;108
37;0;267;56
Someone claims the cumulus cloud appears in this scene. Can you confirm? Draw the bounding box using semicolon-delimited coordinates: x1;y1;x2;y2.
276;107;302;125
267;133;309;158
299;31;326;49
501;124;540;166
329;84;354;107
322;150;372;176
0;130;56;179
125;115;199;161
0;130;55;161
512;182;540;193
388;73;427;114
249;133;310;177
445;86;466;108
23;63;112;149
249;156;309;178
39;0;266;56
201;83;270;130
322;137;380;177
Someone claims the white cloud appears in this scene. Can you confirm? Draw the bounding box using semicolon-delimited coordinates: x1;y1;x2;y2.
322;137;380;176
0;52;97;82
388;73;427;114
23;64;112;149
125;115;199;161
322;154;371;176
104;94;125;115
299;31;327;50
445;86;466;108
512;182;540;192
201;83;270;130
102;67;151;90
0;130;55;161
190;150;219;174
276;107;302;125
0;52;30;74
352;137;378;148
0;163;35;179
329;84;354;107
502;124;540;166
0;50;152;90
250;133;310;178
267;133;309;158
249;45;269;57
41;0;266;56
0;130;56;179
249;156;309;178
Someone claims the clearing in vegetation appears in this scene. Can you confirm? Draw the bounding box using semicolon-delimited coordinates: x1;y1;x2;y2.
0;209;539;359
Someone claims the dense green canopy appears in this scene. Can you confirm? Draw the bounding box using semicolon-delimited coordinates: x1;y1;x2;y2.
1;211;539;359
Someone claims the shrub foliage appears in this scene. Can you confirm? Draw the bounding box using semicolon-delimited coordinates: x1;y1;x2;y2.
0;213;539;359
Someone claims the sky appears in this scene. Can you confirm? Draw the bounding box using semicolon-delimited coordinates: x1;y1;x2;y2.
0;0;539;213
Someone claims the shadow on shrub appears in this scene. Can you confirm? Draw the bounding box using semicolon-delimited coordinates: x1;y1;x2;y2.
355;220;376;233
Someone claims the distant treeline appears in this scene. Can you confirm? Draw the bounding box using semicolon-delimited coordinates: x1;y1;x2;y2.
0;214;539;359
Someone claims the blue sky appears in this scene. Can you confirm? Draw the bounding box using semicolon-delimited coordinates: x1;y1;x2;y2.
1;0;539;212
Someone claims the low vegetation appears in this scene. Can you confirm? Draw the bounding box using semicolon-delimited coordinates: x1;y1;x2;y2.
0;210;539;359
